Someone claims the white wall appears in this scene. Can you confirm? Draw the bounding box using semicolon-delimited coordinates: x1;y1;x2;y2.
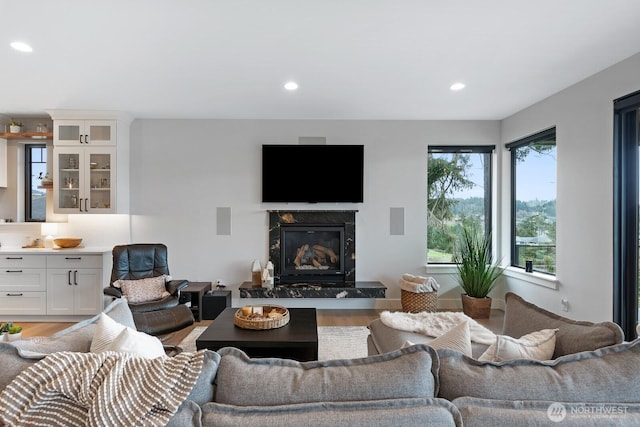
499;52;640;321
129;119;499;308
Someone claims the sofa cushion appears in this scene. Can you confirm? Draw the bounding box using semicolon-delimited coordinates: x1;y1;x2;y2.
12;299;136;359
437;339;640;402
367;318;489;358
404;321;473;357
452;397;640;426
214;345;439;406
165;400;202;427
0;344;39;392
502;292;623;357
202;398;462;427
478;328;558;362
184;349;221;405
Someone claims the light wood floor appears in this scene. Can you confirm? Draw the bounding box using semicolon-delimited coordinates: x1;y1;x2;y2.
18;308;505;347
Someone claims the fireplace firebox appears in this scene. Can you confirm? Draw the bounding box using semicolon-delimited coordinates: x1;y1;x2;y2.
280;226;344;283
269;210;356;285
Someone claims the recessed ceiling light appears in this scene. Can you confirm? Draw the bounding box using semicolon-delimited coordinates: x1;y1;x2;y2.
450;82;465;91
10;41;33;52
284;81;298;91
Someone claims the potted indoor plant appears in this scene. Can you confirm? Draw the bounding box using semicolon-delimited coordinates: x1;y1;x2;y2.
453;226;504;318
0;322;22;341
8;119;23;133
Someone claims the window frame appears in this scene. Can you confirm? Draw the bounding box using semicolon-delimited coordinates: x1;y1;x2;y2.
427;144;495;264
24;143;47;223
506;127;557;274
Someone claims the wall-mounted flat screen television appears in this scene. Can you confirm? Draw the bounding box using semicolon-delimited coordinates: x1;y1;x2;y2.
262;144;364;203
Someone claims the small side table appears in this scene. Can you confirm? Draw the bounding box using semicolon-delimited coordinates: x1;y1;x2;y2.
182;282;211;322
202;290;232;320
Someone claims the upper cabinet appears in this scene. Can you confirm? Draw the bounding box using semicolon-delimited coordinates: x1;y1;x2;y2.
53;120;116;146
47;110;132;215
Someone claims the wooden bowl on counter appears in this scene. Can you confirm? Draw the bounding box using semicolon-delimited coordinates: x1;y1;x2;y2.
53;238;83;248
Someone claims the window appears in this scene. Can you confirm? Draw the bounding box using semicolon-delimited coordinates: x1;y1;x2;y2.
427;145;494;263
613;89;640;339
507;128;556;274
25;144;47;222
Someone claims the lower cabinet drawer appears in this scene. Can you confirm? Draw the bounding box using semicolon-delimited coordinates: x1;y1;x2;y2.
0;269;47;292
0;292;47;314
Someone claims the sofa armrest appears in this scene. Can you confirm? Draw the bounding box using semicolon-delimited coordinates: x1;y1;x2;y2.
167;279;190;295
103;287;122;298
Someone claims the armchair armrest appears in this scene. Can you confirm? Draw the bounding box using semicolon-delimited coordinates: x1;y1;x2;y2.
166;279;190;295
103;286;122;298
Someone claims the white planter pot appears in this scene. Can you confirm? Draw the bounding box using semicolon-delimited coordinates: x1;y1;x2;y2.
9;125;21;133
7;332;22;341
0;333;6;342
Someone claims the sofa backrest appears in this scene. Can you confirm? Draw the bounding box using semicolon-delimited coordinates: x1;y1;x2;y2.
502;292;623;358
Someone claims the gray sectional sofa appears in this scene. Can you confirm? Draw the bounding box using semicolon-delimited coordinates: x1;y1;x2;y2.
1;293;639;426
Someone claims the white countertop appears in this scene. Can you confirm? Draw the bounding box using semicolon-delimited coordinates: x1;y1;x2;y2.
0;247;112;254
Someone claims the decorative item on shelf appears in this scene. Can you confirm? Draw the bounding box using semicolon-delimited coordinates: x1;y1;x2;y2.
53;237;83;248
0;322;22;342
41;223;59;248
32;122;48;139
37;171;53;189
234;305;290;330
251;259;262;287
453;226;504;319
7;119;22;133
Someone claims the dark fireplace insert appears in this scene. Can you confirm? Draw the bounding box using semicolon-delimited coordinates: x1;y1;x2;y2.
280;225;344;283
268;210;356;285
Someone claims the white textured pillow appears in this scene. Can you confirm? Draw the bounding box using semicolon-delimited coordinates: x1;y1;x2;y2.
115;276;170;304
478;328;559;362
402;321;473;357
90;313;127;353
105;328;165;359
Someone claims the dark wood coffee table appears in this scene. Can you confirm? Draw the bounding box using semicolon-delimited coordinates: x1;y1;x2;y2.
196;307;318;361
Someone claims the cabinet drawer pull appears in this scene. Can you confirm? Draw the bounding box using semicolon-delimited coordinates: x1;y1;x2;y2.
6;293;23;297
5;257;23;260
68;270;72;285
79;134;84;144
85;198;89;212
65;257;82;260
74;270;78;285
85;134;89;144
5;270;22;273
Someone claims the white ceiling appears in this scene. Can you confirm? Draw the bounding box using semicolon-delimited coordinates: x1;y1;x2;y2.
2;0;640;120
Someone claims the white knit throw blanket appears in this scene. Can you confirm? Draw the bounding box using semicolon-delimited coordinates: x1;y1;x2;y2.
380;311;497;345
0;350;206;427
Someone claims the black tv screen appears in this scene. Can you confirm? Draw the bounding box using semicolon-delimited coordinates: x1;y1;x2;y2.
262;144;364;203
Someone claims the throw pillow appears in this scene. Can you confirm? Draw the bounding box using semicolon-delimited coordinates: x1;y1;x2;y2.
90;313;126;353
104;328;165;359
478;328;558;362
114;276;170;304
403;321;473;357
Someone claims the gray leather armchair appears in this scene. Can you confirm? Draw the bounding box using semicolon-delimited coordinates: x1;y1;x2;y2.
104;243;195;336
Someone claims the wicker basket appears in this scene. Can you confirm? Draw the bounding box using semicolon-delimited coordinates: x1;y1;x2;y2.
234;305;290;330
401;289;438;313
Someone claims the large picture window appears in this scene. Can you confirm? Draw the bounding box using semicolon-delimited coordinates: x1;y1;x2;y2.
507;128;556;274
427;145;493;263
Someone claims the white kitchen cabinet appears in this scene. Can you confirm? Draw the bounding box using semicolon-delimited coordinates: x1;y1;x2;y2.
47;110;131;214
53;146;116;213
53;120;116;146
0;254;47;314
46;254;102;316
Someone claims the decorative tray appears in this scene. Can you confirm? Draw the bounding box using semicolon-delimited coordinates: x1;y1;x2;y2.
234;305;290;330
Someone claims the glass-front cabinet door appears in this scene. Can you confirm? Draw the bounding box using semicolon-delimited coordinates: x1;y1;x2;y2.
53;147;115;213
53;120;116;146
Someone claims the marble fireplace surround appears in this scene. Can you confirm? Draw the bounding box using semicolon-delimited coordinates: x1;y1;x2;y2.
238;210;386;298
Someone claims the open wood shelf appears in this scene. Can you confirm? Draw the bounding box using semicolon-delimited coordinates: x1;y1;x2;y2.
0;132;53;140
